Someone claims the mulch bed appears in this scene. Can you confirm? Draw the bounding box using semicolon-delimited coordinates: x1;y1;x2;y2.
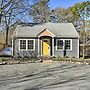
0;58;90;65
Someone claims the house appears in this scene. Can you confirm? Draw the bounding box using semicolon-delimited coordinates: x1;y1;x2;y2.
12;22;79;58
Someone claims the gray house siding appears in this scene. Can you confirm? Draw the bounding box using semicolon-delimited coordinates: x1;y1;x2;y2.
54;38;79;58
13;23;79;58
13;37;38;58
13;37;79;58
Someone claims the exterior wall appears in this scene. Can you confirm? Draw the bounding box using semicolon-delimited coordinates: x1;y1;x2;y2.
13;37;38;58
13;37;79;58
54;38;79;58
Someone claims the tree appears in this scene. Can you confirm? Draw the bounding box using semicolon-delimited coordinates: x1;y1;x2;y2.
0;0;37;46
29;0;50;23
50;8;68;23
50;6;80;23
0;0;14;46
67;3;80;24
78;1;90;58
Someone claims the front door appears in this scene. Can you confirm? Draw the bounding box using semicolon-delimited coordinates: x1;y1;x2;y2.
42;39;50;56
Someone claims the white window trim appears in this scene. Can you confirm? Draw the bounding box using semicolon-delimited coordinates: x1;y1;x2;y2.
56;39;72;51
19;39;35;51
27;39;35;51
56;39;63;51
19;39;27;51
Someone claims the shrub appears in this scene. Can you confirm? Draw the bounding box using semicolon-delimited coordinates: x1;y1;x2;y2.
64;56;69;58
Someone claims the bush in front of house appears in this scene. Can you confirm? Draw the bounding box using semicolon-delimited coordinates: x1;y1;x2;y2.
14;55;38;63
51;56;67;61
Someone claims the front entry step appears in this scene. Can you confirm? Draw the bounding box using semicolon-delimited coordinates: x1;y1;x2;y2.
43;60;52;63
39;56;51;60
39;56;52;63
39;56;51;62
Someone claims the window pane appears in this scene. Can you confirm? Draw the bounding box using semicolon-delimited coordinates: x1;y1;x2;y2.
20;40;26;44
28;40;34;50
57;40;63;50
20;40;26;50
20;45;26;49
65;40;70;50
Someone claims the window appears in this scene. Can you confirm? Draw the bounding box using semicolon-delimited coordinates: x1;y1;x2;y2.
57;40;63;50
19;39;35;51
20;40;26;50
28;40;34;50
56;39;72;50
65;40;70;50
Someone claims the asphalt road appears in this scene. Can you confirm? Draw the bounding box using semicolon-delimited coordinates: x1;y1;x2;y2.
0;62;90;90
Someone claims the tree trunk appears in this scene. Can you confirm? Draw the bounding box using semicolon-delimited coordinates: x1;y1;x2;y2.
6;26;9;47
83;46;85;59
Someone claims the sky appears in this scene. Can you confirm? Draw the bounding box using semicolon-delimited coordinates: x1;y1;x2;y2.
49;0;90;9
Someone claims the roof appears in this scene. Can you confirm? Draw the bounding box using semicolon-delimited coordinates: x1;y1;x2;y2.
13;22;79;38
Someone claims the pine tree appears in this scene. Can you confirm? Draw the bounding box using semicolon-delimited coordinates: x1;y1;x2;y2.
29;0;50;23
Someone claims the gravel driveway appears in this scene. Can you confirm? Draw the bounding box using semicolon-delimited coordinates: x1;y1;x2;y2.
0;62;90;90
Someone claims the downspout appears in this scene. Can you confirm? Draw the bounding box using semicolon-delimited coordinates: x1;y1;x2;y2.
77;38;79;58
38;37;40;57
52;37;54;56
11;35;13;56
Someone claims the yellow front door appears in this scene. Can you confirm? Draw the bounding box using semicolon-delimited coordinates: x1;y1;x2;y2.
42;39;50;56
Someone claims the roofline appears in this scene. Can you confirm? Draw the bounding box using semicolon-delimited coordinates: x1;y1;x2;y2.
37;28;55;37
13;36;79;39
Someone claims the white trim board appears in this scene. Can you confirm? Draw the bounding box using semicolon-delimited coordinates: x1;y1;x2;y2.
56;39;72;51
19;39;35;51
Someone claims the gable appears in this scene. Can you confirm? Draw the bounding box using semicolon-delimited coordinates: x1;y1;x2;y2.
38;29;55;37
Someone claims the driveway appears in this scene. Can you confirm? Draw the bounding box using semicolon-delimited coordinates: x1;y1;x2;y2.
0;62;90;90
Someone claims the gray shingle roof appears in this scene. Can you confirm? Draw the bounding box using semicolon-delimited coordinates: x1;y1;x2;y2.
13;22;79;38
